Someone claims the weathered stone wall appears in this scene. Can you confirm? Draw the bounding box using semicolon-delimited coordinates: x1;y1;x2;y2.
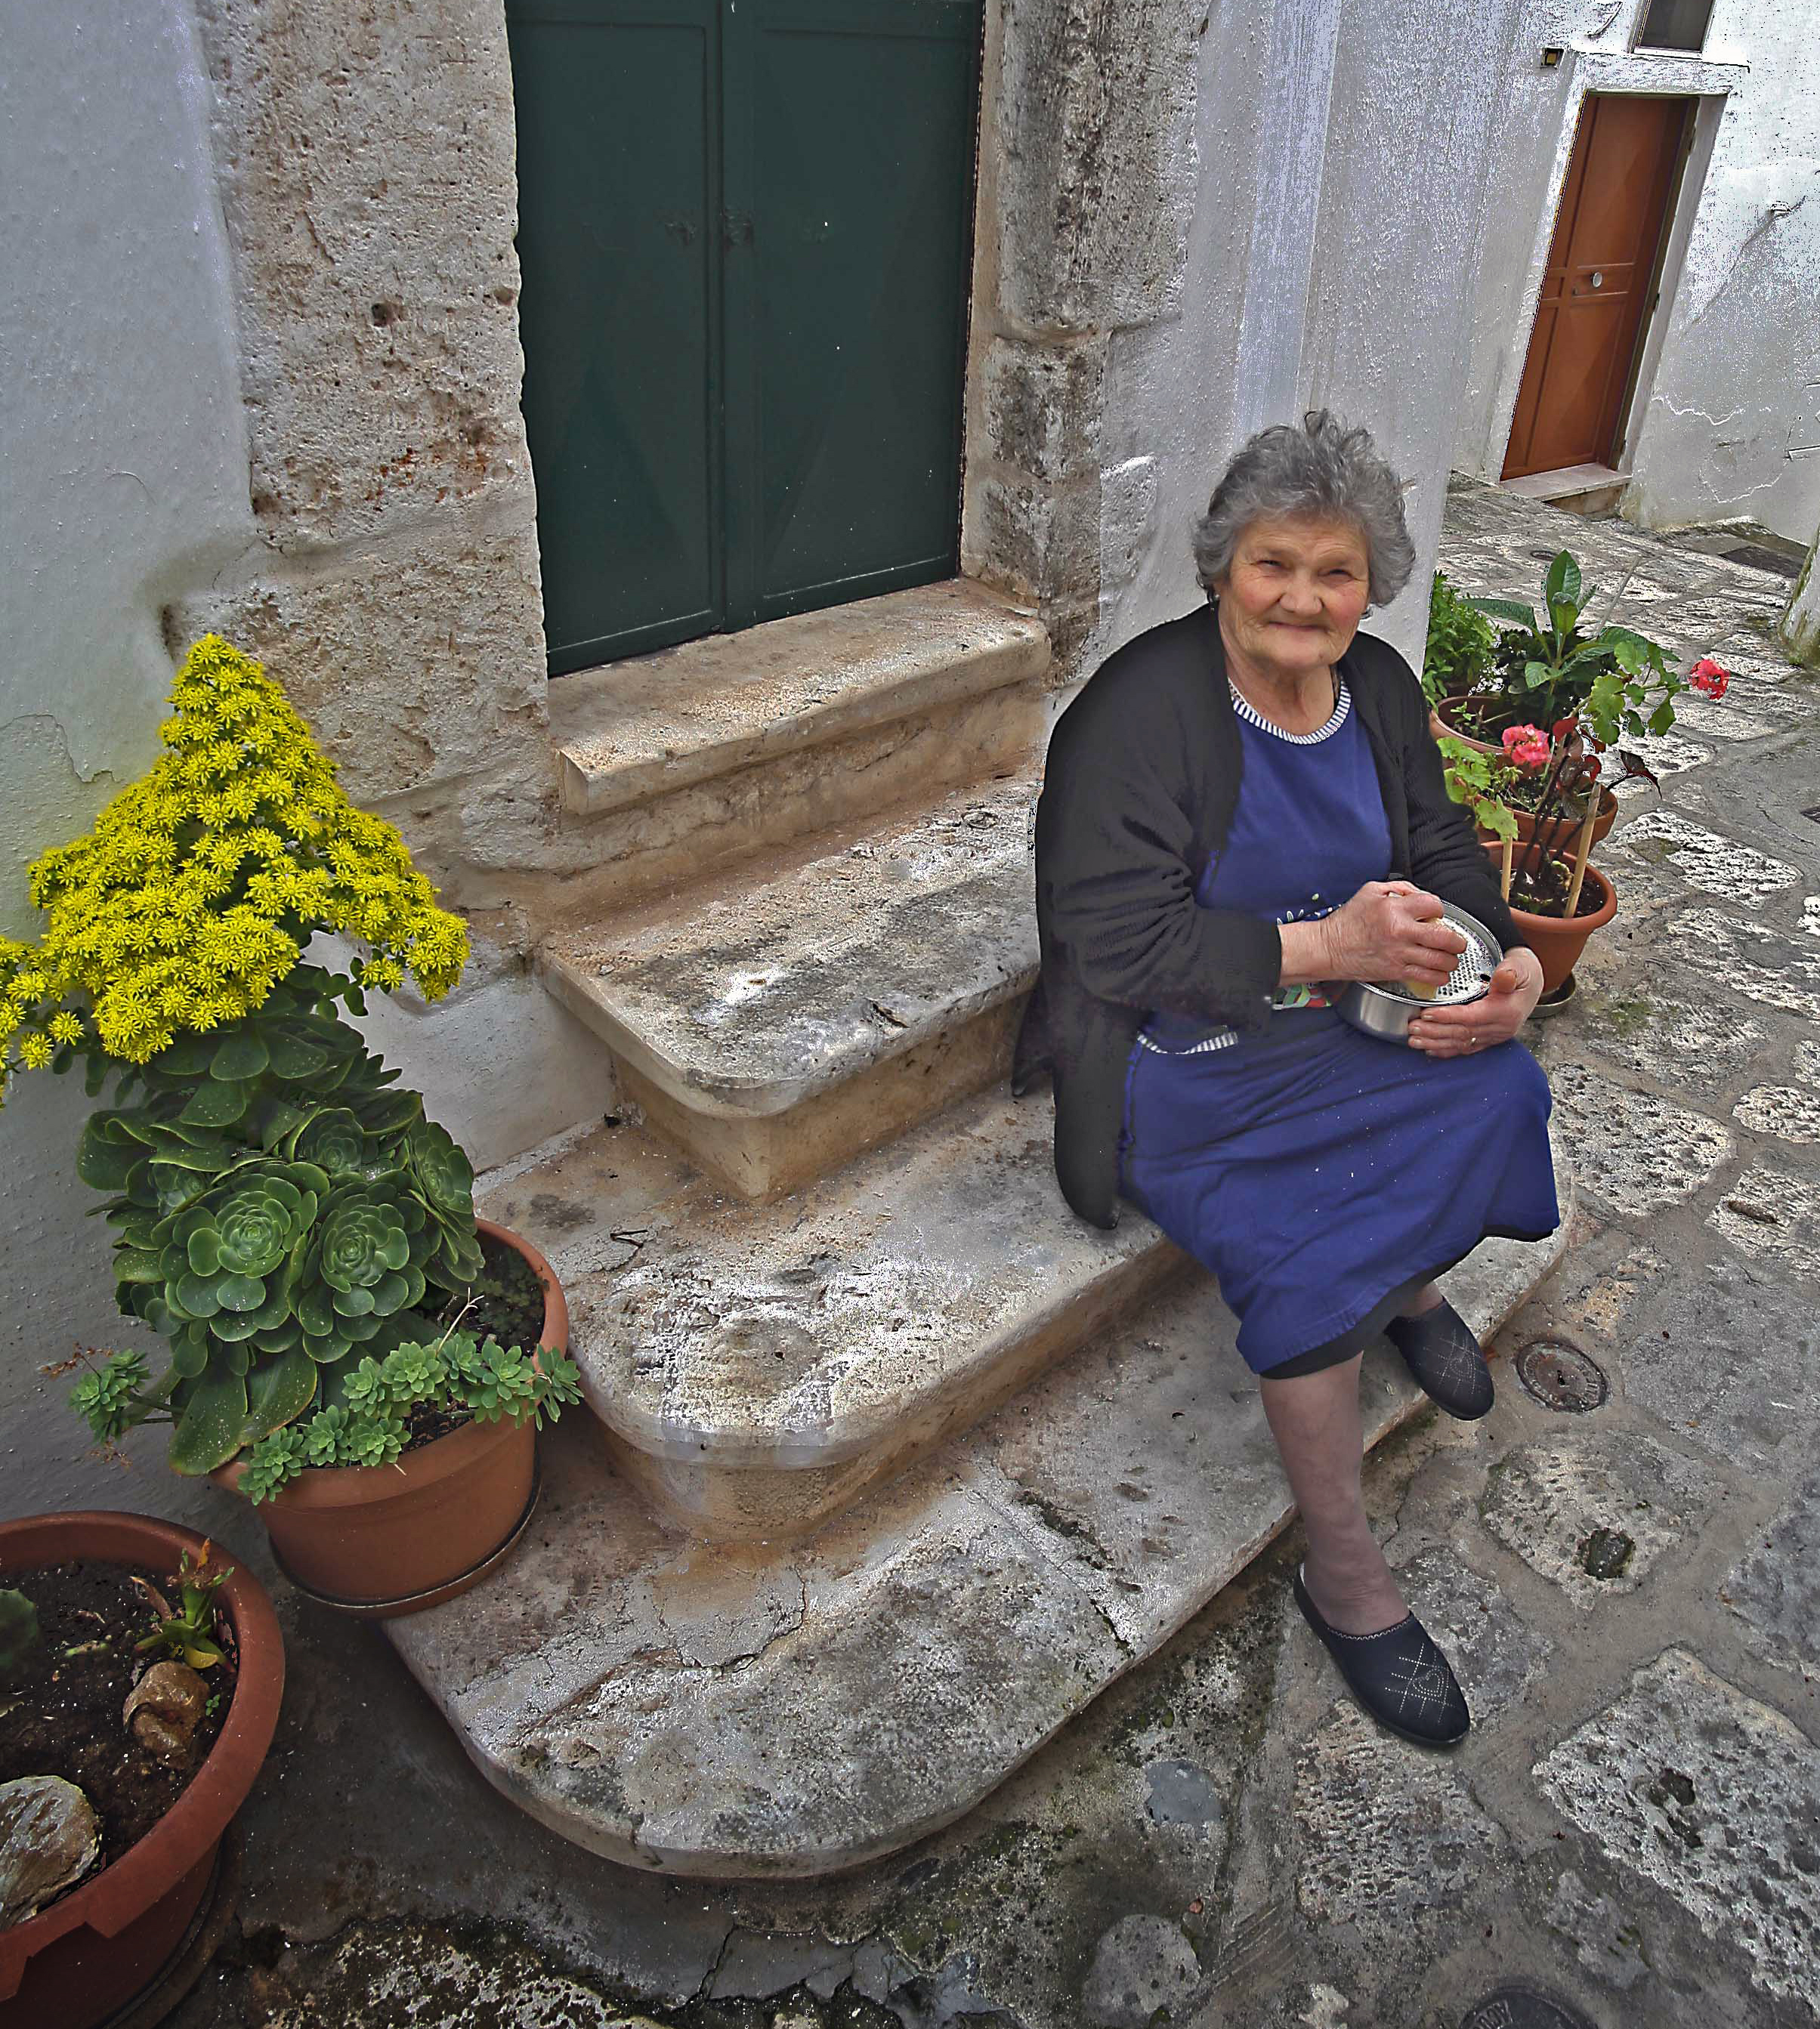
180;0;557;885
962;0;1201;678
1456;0;1820;543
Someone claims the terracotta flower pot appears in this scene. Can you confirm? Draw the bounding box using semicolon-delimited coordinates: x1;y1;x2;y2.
1476;786;1618;850
1437;693;1585;761
0;1511;283;2029
1483;842;1618;996
212;1219;569;1616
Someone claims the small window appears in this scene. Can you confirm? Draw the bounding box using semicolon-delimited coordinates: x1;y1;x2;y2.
1636;0;1713;51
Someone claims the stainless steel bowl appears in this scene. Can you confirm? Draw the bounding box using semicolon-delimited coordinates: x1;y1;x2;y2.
1333;900;1503;1042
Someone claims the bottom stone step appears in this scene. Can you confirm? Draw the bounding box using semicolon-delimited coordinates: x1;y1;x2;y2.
385;1205;1569;1879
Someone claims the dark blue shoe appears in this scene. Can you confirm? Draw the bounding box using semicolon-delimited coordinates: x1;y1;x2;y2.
1385;1298;1494;1420
1294;1565;1471;1747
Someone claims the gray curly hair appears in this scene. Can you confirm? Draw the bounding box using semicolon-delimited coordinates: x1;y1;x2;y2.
1191;409;1416;608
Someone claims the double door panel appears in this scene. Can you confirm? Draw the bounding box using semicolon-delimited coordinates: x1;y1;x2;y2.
1503;94;1689;481
508;0;981;674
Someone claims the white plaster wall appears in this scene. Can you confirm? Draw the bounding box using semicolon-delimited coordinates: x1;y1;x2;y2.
0;0;255;1523
0;1;613;1519
1456;0;1820;542
1095;0;1531;673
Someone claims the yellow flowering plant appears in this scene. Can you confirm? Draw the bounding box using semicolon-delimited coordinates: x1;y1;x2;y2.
0;633;467;1081
2;636;498;1481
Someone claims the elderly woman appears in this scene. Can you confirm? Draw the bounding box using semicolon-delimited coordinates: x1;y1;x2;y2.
1016;412;1557;1747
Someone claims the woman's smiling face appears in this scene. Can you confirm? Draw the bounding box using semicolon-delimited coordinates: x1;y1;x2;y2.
1214;513;1372;681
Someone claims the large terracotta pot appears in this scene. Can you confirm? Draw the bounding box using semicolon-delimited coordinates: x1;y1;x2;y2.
1484;842;1618;995
212;1219;568;1616
0;1511;283;2029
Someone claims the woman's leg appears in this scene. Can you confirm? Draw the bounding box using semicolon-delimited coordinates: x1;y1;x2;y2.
1261;1354;1406;1635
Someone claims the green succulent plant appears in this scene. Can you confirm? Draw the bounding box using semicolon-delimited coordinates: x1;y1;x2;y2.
66;962;493;1476
236;1330;582;1505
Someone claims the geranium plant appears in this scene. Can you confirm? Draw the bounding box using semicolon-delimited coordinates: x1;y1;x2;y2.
2;635;573;1481
1437;735;1518;844
1463;550;1688;749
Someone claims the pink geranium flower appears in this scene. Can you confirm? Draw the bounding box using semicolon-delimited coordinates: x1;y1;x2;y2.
1501;723;1551;770
1690;656;1730;699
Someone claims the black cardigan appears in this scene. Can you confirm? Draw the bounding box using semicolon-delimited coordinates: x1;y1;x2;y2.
1012;602;1522;1229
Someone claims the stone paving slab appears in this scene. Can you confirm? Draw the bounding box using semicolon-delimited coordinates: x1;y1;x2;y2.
385;1206;1568;1879
541;771;1039;1123
548;579;1048;819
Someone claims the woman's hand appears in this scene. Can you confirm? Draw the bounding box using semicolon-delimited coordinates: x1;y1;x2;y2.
1407;947;1544;1057
1282;880;1467;990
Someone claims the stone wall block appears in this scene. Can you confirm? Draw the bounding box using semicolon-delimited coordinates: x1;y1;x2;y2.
978;335;1107;483
193;0;533;547
991;0;1199;335
168;527;551;823
1100;455;1159;599
965;474;1101;608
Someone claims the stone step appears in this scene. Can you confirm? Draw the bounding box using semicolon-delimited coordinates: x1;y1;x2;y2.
542;583;1048;915
385;1208;1570;1879
538;770;1042;1200
475;1088;1190;1540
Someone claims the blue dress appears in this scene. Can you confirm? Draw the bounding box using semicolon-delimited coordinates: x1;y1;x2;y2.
1118;681;1559;1376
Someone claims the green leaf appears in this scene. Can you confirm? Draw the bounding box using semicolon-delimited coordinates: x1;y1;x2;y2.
179;1078;254;1128
187;1228;223;1277
215;1271;267;1312
1648;699;1677;736
83;1054;110;1099
171;1329;210;1379
76;1116;142;1193
167;1372;250;1475
150;1036;218;1078
1467;597;1537;628
211;1030;271;1081
174;1271;223;1319
297;1283;336;1337
113;1249;167;1286
210;1308;264;1343
334;1286;378;1317
242;1347;318;1442
1543;551;1581;613
1524;660;1551;690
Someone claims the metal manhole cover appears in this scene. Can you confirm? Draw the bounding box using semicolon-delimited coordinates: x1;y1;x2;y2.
1514;1339;1608;1413
1460;1986;1596;2029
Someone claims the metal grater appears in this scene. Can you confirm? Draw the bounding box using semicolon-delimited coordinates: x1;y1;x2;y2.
1336;901;1504;1040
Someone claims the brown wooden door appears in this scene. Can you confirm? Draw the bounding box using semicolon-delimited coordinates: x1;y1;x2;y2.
1503;94;1690;480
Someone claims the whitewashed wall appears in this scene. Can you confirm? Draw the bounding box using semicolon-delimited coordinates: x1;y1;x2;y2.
1456;0;1820;542
1095;0;1531;672
0;0;612;1521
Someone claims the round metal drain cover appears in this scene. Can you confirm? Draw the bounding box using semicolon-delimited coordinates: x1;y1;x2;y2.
1514;1339;1608;1413
1461;1985;1596;2029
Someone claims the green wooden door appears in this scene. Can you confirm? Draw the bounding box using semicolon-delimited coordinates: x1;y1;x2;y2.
507;0;981;675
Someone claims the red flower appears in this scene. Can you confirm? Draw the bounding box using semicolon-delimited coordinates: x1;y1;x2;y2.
1501;723;1550;769
1690;656;1730;699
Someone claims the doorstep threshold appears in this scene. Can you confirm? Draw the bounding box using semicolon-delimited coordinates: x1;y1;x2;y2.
548;579;1049;820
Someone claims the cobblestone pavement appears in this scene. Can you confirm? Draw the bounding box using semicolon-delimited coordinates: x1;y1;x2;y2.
170;480;1820;2029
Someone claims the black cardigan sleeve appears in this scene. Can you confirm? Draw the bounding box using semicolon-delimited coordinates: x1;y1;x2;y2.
1034;654;1280;1033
